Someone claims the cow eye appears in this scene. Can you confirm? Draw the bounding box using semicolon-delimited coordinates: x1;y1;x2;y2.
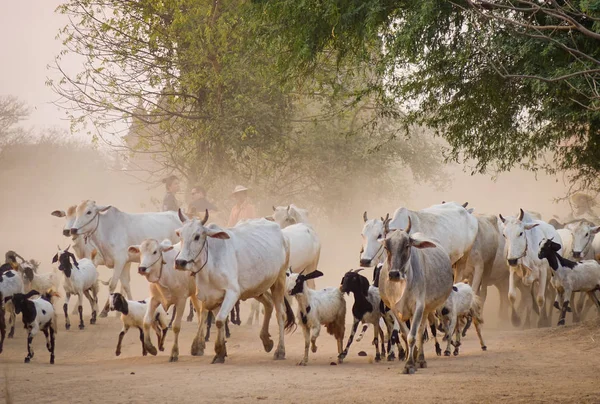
153;250;157;255
87;211;91;215
585;233;589;237
519;232;523;237
194;235;200;241
378;234;383;239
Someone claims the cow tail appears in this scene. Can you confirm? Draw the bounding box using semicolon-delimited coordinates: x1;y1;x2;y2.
284;294;296;333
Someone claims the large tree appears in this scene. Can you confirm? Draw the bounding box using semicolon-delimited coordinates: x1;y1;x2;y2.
51;0;443;214
255;0;600;192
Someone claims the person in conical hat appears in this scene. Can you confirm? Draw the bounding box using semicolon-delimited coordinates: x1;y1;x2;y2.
227;185;257;227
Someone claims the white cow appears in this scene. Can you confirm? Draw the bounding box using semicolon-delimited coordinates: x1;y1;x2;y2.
360;202;478;268
270;205;321;288
70;200;181;317
174;210;295;364
51;206;104;264
499;208;562;327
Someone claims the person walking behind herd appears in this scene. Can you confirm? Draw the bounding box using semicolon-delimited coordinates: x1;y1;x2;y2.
227;185;256;227
162;175;181;212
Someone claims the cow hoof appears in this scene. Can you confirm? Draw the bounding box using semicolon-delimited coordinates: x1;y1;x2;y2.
482;346;487;351
169;356;179;363
8;333;14;339
99;311;108;318
273;349;286;360
453;349;459;356
386;352;395;361
297;361;307;366
24;357;30;363
225;331;231;339
375;354;381;362
159;346;165;352
403;365;416;374
115;351;121;357
65;324;70;331
90;319;96;325
262;339;274;353
143;352;148;356
211;355;225;364
511;313;521;327
50;357;55;365
205;336;210;342
146;345;158;356
418;361;427;369
557;319;566;326
444;350;451;357
553;301;560;310
311;345;317;353
79;324;85;330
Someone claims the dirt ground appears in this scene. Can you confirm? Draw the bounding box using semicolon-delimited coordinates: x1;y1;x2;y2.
1;305;600;404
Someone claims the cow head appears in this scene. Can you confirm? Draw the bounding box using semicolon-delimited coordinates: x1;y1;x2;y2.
360;212;388;267
129;239;173;283
566;221;600;260
272;204;307;228
71;200;111;236
51;205;78;237
286;268;324;296
499;209;540;267
174;209;229;272
380;217;436;281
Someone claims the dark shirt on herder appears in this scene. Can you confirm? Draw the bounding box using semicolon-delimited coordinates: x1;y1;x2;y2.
163;192;179;212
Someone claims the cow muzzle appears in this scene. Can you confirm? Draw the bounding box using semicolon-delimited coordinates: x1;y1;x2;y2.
138;266;147;274
573;251;582;259
359;258;372;267
70;228;78;235
389;270;401;281
175;259;188;270
507;258;518;267
62;229;71;237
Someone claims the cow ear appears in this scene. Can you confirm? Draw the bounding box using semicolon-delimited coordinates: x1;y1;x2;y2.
524;223;539;231
51;210;66;218
467;208;474;214
304;270;324;280
52;253;58;263
206;227;230;240
410;237;437;249
175;229;181;238
98;205;112;213
592;226;600;235
160;239;174;252
128;246;141;260
265;216;275;222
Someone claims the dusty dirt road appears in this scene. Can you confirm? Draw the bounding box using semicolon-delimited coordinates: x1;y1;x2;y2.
1;309;599;404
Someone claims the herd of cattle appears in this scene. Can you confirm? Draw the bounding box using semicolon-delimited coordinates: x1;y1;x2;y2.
1;200;599;374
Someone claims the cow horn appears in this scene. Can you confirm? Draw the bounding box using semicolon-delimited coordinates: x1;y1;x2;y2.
363;211;368;222
462;202;469;208
518;208;524;221
442;200;446;204
384;213;389;222
499;214;506;223
405;216;412;234
57;245;61;251
287;205;291;213
201;209;209;225
384;218;390;234
272;206;276;212
65;244;71;252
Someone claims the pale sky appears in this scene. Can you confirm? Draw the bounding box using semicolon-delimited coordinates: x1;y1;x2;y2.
0;0;77;132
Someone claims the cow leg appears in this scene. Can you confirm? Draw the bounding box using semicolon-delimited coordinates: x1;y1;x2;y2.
205;311;213;341
63;292;71;330
83;289;96;325
121;262;133;300
186;300;194;323
508;268;521;327
190;296;207;357
168;306;177;329
494;282;510;323
453;318;462;356
77;292;85;330
254;293;274;354
272;274;291;360
169;300;186;362
115;325;129;356
212;290;240;363
581;291;598;319
444;313;456;357
339;319;359;361
415;312;428;369
247;300;259;326
401;304;423;374
143;297;160;356
587;290;600;311
230;300;241;326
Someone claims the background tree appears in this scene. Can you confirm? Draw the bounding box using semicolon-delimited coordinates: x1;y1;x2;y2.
51;0;443;215
255;0;600;193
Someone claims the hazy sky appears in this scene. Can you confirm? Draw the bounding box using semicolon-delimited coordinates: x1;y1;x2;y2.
0;0;74;132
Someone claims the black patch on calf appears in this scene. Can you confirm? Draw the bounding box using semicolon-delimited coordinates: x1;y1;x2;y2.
441;307;449;316
42;310;46;315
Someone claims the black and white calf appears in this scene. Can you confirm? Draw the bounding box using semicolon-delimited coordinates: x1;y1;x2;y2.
53;246;100;330
0;265;25;338
8;290;58;364
109;293;169;357
538;238;600;326
339;269;390;362
286;269;346;366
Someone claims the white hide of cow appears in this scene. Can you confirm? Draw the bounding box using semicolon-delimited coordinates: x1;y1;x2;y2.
70;200;181;317
174;211;294;364
499;209;562;328
270;205;321;288
51;206;104;264
360;202;478;268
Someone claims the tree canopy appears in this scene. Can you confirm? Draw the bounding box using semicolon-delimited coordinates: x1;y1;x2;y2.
255;0;600;192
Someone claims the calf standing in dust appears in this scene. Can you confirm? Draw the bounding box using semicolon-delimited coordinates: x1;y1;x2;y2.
378;217;453;374
69;200;181;317
174;210;295;363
